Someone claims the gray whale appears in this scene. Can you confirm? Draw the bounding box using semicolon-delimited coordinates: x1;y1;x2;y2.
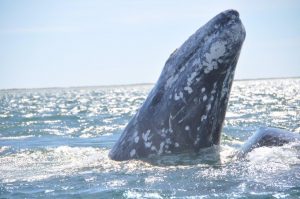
109;9;246;161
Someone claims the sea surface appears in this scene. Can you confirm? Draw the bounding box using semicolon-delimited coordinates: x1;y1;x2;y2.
0;78;300;199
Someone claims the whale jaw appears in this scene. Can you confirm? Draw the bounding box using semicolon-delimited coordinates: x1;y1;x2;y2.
109;10;246;161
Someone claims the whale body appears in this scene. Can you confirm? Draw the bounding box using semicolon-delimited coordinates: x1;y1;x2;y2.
109;10;246;161
237;127;300;158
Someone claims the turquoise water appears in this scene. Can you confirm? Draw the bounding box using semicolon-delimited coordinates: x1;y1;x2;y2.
0;78;300;198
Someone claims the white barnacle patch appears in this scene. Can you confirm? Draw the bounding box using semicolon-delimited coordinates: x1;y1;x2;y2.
204;61;218;74
201;115;207;121
203;95;207;101
180;66;186;72
134;136;139;143
175;142;180;148
201;87;206;93
208;41;227;62
185;126;190;131
145;142;152;148
210;96;214;101
178;119;184;124
166;138;172;144
160;128;167;138
151;145;157;151
174;91;184;101
168;115;174;133
165;74;179;89
130;149;136;157
187;71;197;86
184;86;193;94
203;40;227;73
174;93;180;101
192;58;201;66
179;91;183;99
206;104;211;111
194;137;200;146
158;142;165;155
142;130;151;142
204;65;213;74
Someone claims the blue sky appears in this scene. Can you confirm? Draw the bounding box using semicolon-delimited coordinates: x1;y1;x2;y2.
0;0;299;89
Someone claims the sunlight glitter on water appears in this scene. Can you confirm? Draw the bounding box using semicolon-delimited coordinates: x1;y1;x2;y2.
0;79;299;198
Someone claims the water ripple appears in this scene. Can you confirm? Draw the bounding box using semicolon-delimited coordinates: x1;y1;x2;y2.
0;80;300;198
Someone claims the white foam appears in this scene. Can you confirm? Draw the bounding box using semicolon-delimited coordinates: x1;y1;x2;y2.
0;135;34;140
0;146;111;183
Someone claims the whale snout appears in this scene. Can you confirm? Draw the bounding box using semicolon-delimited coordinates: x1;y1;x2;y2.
201;9;245;75
212;9;245;41
223;9;239;20
218;10;246;42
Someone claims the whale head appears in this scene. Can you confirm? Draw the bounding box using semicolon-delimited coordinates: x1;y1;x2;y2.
109;10;246;161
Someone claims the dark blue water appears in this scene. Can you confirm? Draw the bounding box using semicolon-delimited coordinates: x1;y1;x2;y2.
0;79;300;198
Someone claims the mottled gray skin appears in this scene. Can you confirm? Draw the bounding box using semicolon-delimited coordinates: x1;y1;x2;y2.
238;127;300;158
109;10;246;161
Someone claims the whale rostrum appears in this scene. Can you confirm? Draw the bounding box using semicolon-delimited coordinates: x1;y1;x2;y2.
109;10;246;161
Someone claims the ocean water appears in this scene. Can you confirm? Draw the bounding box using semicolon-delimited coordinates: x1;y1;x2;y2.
0;78;300;199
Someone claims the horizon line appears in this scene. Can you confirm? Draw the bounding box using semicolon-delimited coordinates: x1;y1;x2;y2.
1;76;299;91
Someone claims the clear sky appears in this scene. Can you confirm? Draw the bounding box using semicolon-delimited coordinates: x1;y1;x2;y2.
0;0;299;89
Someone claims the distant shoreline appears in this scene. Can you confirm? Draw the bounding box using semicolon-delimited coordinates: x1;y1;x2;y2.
234;76;300;82
1;76;299;91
